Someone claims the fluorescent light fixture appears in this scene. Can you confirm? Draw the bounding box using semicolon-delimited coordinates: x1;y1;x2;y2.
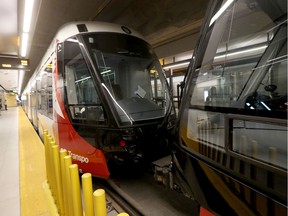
23;0;34;32
210;0;235;26
163;61;190;70
261;101;271;111
75;76;91;83
214;45;267;60
21;0;35;58
18;70;25;94
100;70;112;75
21;32;29;57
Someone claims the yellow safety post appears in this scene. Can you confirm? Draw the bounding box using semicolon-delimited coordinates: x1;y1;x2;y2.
117;213;129;216
50;140;59;201
47;136;55;196
269;147;277;164
252;140;258;158
43;130;50;183
43;129;48;145
46;135;52;186
59;149;68;216
70;164;83;216
64;155;73;216
241;135;247;155
52;145;64;215
82;173;94;216
93;189;107;216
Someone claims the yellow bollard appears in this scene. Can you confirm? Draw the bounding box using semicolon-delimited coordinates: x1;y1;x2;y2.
43;130;49;181
64;155;73;216
117;213;129;216
269;147;277;165
82;173;94;216
59;149;67;215
50;140;58;200
47;136;56;196
46;135;52;188
252;140;258;158
52;145;64;215
70;164;83;216
241;135;247;155
43;129;48;144
93;189;107;216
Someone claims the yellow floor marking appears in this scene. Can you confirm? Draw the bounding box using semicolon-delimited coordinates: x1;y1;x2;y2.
19;107;58;216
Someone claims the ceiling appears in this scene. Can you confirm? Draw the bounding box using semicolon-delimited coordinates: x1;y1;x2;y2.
0;0;209;95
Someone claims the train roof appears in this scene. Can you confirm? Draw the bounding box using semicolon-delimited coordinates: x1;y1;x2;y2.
54;21;145;42
26;21;146;91
45;21;145;60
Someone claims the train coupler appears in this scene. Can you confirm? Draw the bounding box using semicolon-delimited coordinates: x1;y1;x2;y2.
152;155;173;189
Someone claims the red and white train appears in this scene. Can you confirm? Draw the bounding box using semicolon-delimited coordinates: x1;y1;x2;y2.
22;21;176;178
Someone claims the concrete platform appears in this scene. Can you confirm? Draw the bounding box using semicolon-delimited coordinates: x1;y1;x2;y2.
0;107;125;216
0;107;56;215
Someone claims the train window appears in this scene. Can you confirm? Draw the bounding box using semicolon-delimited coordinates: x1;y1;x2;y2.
243;29;287;113
82;33;172;124
38;65;53;119
182;0;287;165
63;37;104;122
178;1;287;214
36;79;41;110
229;116;287;169
189;0;287;118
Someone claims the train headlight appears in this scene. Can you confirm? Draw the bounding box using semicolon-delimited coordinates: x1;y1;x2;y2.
119;140;127;147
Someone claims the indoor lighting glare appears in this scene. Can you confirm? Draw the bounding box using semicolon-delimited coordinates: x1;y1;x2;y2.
261;101;271;111
67;38;79;43
100;70;112;75
23;0;34;32
75;76;91;83
210;0;235;26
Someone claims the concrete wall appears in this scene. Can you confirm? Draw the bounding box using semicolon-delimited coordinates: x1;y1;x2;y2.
5;93;17;107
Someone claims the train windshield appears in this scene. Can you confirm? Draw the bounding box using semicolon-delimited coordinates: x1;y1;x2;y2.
185;0;287;117
180;0;287;169
82;33;172;125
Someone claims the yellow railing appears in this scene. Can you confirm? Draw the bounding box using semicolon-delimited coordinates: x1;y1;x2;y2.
43;129;128;216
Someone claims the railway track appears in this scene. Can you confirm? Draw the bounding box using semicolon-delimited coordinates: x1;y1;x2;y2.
92;165;198;216
93;178;145;216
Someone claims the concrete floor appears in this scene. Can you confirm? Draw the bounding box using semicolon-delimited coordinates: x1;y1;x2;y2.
0;107;20;215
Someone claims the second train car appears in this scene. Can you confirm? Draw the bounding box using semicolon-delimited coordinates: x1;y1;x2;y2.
154;0;287;215
22;21;176;178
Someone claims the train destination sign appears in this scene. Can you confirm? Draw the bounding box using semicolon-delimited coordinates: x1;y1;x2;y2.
0;57;29;70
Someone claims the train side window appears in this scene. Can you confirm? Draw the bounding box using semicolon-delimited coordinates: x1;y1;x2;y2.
244;35;287;113
39;66;53;119
189;1;287;118
63;37;105;122
229;116;287;169
184;1;287;156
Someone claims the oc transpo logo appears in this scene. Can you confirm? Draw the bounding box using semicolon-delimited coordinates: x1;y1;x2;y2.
68;151;89;163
